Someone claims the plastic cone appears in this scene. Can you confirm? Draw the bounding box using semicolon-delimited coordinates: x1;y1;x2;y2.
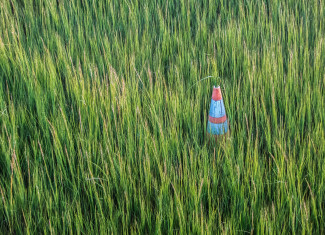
207;86;228;135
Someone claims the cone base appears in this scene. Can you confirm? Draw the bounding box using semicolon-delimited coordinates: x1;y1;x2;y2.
207;120;228;135
207;131;229;145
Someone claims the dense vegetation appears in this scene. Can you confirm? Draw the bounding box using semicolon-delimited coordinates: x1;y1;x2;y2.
1;0;325;233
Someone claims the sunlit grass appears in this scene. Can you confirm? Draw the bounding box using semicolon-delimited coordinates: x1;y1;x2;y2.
0;0;325;233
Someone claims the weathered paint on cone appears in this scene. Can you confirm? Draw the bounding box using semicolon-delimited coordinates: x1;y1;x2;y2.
207;86;228;135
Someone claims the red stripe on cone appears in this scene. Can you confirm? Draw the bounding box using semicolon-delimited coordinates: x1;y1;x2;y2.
212;86;222;101
209;115;227;124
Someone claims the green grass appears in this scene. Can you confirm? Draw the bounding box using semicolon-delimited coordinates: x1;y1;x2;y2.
1;0;325;233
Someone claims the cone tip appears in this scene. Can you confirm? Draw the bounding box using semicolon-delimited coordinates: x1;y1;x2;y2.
212;86;222;101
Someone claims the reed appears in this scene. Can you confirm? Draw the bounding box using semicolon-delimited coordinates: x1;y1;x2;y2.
0;0;324;233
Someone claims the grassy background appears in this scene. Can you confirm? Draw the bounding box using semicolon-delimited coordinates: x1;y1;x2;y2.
1;0;325;233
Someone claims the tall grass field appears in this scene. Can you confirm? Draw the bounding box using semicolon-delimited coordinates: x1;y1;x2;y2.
1;0;325;233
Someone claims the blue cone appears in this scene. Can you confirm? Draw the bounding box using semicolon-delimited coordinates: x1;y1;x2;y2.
207;86;228;135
